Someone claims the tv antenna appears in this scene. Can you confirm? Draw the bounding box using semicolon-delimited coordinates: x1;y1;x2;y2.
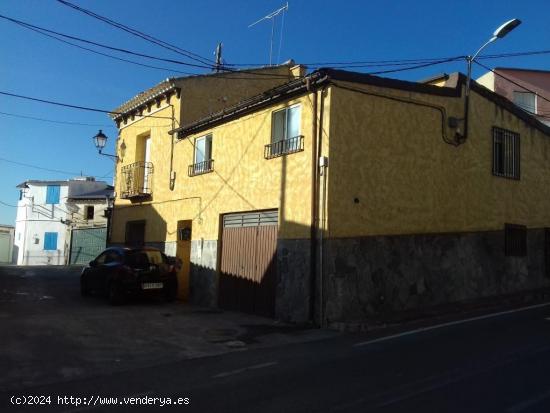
249;2;288;66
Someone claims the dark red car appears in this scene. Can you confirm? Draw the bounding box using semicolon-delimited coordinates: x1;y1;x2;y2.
80;246;178;305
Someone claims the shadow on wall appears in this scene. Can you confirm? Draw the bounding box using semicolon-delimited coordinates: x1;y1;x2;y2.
12;245;18;264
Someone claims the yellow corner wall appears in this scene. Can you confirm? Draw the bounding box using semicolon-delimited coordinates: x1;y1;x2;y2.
327;81;550;238
111;66;305;244
111;94;318;244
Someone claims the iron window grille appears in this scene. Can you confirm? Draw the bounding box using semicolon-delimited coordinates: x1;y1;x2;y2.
505;223;527;257
188;159;214;176
121;161;154;199
492;127;520;180
264;135;304;159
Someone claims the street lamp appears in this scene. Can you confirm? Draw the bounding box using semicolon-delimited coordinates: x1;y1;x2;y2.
459;18;521;143
93;130;118;160
466;18;521;95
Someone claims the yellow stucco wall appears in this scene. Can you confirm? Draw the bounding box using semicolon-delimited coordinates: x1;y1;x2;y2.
111;93;319;243
327;81;550;238
111;66;305;244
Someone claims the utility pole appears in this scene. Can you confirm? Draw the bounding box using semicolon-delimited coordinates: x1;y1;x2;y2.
214;42;223;72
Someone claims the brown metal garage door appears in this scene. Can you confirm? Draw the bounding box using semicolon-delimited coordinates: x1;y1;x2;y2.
219;210;278;317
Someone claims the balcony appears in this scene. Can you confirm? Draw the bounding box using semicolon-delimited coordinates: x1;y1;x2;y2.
188;159;214;177
121;161;153;199
264;135;304;159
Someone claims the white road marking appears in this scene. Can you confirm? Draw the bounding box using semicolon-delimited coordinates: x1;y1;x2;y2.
213;361;278;378
354;302;550;347
506;388;550;412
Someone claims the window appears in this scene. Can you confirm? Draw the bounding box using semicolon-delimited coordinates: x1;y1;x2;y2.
492;127;520;180
505;224;526;257
189;134;213;176
44;232;58;250
46;185;60;204
85;206;94;220
266;105;303;158
513;91;537;114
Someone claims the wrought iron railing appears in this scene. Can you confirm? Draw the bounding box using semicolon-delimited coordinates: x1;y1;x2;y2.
264;135;304;159
188;159;214;176
121;161;153;198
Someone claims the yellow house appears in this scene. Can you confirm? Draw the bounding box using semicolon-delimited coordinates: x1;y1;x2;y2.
111;66;550;325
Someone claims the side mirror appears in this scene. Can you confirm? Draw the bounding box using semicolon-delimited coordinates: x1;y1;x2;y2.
89;260;97;267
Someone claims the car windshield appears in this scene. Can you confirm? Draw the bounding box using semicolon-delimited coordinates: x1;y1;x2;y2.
125;250;165;269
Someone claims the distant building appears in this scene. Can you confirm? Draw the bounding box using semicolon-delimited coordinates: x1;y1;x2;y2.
0;224;14;264
476;68;550;126
14;177;113;265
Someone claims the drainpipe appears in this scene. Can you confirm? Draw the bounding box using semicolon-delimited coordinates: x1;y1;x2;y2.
309;79;318;325
317;85;327;327
169;102;177;191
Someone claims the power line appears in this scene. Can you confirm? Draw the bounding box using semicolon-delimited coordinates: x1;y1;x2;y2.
365;57;464;75
0;156;105;178
0;200;18;208
20;23;199;76
0;13;294;79
0;13;213;70
56;0;215;66
474;60;550;106
223;49;550;68
0;90;173;119
0;111;174;128
0;111;114;127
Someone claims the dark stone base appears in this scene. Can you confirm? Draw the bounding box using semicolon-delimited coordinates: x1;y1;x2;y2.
275;239;312;323
323;229;550;323
189;240;218;307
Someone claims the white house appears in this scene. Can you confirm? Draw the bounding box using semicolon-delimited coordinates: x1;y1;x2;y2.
0;224;14;264
14;177;113;266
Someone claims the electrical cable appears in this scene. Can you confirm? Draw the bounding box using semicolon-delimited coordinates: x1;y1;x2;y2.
474;60;550;106
0;156;105;177
0;13;295;79
56;0;215;66
0;90;173;119
0;111;114;127
20;23;199;76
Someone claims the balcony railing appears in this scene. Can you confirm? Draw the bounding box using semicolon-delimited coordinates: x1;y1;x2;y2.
264;135;304;159
188;159;214;177
121;161;154;199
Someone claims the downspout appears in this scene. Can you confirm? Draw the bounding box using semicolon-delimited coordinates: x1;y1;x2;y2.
309;78;318;325
169;101;177;191
317;85;327;327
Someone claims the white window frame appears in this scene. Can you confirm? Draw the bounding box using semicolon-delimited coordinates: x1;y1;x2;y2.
513;91;537;115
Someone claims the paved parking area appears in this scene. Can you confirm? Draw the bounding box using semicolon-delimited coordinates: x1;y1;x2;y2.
0;265;335;392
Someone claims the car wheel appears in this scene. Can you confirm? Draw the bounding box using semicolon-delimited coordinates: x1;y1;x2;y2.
108;281;124;305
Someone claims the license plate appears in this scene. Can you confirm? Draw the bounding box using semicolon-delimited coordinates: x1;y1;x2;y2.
142;282;163;290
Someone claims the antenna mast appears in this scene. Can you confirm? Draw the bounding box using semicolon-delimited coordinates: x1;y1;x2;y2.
248;2;288;66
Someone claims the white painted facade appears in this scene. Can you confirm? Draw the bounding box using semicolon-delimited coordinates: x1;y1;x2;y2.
13;178;113;266
14;182;70;265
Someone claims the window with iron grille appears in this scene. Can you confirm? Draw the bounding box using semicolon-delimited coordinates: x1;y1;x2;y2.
492;127;520;179
505;223;526;257
189;134;213;176
265;105;303;159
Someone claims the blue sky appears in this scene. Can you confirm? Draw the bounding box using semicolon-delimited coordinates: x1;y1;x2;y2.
1;0;549;225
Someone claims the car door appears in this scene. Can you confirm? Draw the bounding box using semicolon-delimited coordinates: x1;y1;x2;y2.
88;251;108;291
99;250;123;292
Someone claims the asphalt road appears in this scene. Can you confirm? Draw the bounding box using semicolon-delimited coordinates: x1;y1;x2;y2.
2;266;550;412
